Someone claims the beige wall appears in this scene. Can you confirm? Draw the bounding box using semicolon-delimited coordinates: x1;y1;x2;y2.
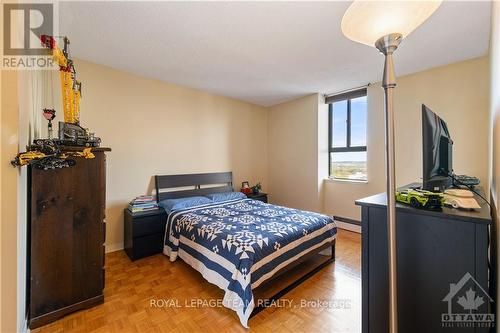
1;70;31;333
268;94;324;212
59;59;269;250
1;70;20;333
490;0;500;313
324;56;490;220
491;1;500;221
1;2;29;330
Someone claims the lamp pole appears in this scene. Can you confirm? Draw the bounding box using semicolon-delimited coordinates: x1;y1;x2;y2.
375;32;402;333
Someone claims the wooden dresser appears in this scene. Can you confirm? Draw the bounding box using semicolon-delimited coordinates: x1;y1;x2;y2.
28;147;110;329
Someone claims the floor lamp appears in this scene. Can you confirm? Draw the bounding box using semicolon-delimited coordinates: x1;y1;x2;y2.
341;2;442;332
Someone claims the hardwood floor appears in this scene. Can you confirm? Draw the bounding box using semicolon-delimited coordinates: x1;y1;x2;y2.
33;229;361;333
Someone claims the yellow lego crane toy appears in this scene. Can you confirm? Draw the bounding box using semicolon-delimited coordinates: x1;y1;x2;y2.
11;141;94;170
11;36;100;170
40;35;100;147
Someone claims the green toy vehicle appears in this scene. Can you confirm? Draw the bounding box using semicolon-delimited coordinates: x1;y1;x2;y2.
396;188;445;209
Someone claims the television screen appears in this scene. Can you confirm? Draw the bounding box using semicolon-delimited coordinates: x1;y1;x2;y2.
422;104;453;192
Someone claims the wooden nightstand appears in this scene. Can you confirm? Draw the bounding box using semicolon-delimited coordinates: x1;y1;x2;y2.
246;192;268;203
124;208;168;261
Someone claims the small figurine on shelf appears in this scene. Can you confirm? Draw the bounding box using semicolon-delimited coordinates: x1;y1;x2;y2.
42;108;56;139
241;181;251;195
251;182;262;195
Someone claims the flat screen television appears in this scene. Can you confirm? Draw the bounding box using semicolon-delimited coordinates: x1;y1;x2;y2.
422;104;453;192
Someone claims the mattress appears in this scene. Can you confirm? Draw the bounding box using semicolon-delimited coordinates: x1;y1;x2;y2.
163;198;337;327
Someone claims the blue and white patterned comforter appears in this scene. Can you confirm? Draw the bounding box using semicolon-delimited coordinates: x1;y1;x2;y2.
163;198;337;327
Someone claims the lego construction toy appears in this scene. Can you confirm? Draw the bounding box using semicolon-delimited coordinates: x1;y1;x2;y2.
11;35;100;170
396;188;445;210
40;35;100;147
11;139;94;170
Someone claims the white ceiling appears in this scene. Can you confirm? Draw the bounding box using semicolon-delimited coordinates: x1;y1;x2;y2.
59;1;491;107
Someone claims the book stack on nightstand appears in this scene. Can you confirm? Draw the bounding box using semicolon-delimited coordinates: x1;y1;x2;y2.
245;192;268;203
128;195;158;213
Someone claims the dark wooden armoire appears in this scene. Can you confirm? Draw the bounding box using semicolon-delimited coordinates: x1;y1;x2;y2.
28;147;110;329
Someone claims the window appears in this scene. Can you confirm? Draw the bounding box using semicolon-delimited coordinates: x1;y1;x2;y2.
327;89;367;181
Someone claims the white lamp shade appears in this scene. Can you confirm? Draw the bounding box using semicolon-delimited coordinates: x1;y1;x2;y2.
341;0;442;46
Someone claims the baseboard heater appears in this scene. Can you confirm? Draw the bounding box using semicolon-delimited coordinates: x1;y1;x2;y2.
333;215;361;226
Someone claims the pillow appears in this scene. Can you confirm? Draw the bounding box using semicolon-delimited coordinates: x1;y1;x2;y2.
205;191;247;202
158;196;212;214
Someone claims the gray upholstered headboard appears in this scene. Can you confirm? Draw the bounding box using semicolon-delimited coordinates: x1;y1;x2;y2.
154;172;233;202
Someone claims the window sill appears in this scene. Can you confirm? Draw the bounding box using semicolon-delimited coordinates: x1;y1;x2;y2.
325;177;368;184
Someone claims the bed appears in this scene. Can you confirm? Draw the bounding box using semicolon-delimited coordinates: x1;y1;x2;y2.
155;172;337;327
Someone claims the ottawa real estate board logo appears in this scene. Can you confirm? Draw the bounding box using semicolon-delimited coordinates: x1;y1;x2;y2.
2;2;58;69
442;272;494;328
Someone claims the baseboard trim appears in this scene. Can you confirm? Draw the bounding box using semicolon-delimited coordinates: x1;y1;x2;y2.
335;221;361;233
20;317;28;333
105;242;124;253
